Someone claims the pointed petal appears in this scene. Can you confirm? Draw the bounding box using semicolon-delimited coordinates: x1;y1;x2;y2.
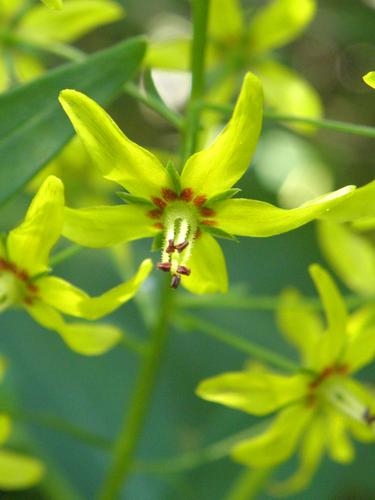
321;179;375;223
214;186;355;237
271;414;325;495
27;301;121;355
343;308;375;373
38;259;152;320
59;90;172;198
181;232;228;294
252;59;322;132
326;411;354;464
63;204;157;247
308;264;347;368
232;405;312;468
181;72;263;198
7;176;64;275
0;415;12;445
277;288;323;366
363;72;375;89
196;370;307;416
318;221;375;296
19;0;124;44
248;0;316;54
208;0;244;41
0;450;44;490
146;39;191;71
58;322;122;356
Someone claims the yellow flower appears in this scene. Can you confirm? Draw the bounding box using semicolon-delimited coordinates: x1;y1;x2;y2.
0;176;152;355
197;264;375;494
58;73;354;294
0;0;124;90
364;71;375;89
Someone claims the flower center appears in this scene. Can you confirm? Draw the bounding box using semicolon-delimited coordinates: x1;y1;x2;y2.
147;187;217;288
308;365;375;431
0;258;39;309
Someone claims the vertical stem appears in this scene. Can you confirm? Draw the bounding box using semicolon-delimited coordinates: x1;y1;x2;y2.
97;276;174;499
182;0;210;161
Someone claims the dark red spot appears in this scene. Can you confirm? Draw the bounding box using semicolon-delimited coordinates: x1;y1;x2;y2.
200;207;216;217
24;297;34;305
16;270;29;282
175;240;189;253
147;209;163;220
177;265;191;276
157;262;171;272
171;274;181;289
195;228;202;239
151;197;167;209
0;258;6;270
162;188;177;201
180;188;194;202
27;283;38;294
153;223;164;230
194;195;207;207
166;240;175;253
309;364;348;390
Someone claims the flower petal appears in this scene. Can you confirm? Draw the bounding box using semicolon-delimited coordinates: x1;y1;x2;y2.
181;232;228;294
326;411;354;464
363;72;375;89
251;59;322;132
1;0;24;20
41;0;63;9
59;90;172;198
321;179;375;223
196;370;307;416
0;450;44;490
214;186;355;237
277;288;323;366
38;259;152;320
308;264;347;368
146;39;191;71
248;0;316;54
208;0;244;41
318;221;375;296
271;413;325;495
181;72;263;198
7;176;64;275
19;0;124;44
58;323;122;356
0;51;9;91
232;405;312;468
63;204;157;247
26;301;122;355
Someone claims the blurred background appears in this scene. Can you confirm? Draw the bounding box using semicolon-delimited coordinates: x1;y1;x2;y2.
1;0;375;498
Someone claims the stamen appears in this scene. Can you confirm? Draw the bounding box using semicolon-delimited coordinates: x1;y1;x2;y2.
175;240;189;253
177;265;191;276
166;239;176;253
171;274;181;289
157;262;171;272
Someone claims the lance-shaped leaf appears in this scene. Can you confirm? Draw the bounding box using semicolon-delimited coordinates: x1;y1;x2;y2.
0;37;146;207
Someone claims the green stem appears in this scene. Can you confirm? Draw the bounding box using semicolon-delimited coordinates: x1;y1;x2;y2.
124;82;184;130
201;102;375;139
49;244;83;267
133;422;269;475
176;314;304;373
177;292;369;311
224;468;273;500
182;0;210;161
98;276;174;499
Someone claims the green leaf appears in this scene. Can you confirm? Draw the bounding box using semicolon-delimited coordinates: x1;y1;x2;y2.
166;160;182;195
143;68;164;104
116;192;154;206
0;37;146;207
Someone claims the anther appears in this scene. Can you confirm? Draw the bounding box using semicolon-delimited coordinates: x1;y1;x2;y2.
171;274;181;289
157;262;171;272
177;265;191;276
166;239;176;253
175;240;189;253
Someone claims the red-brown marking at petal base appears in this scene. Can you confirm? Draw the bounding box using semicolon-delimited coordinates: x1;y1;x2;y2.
148;208;163;220
162;188;177;201
180;188;193;202
171;274;181;289
177;265;191;276
200;207;216;217
16;270;29;282
0;258;6;270
151;197;167;210
195;228;202;239
157;262;171;272
201;219;217;226
309;364;349;390
153;223;164;230
27;283;39;294
194;195;207;207
24;297;34;306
